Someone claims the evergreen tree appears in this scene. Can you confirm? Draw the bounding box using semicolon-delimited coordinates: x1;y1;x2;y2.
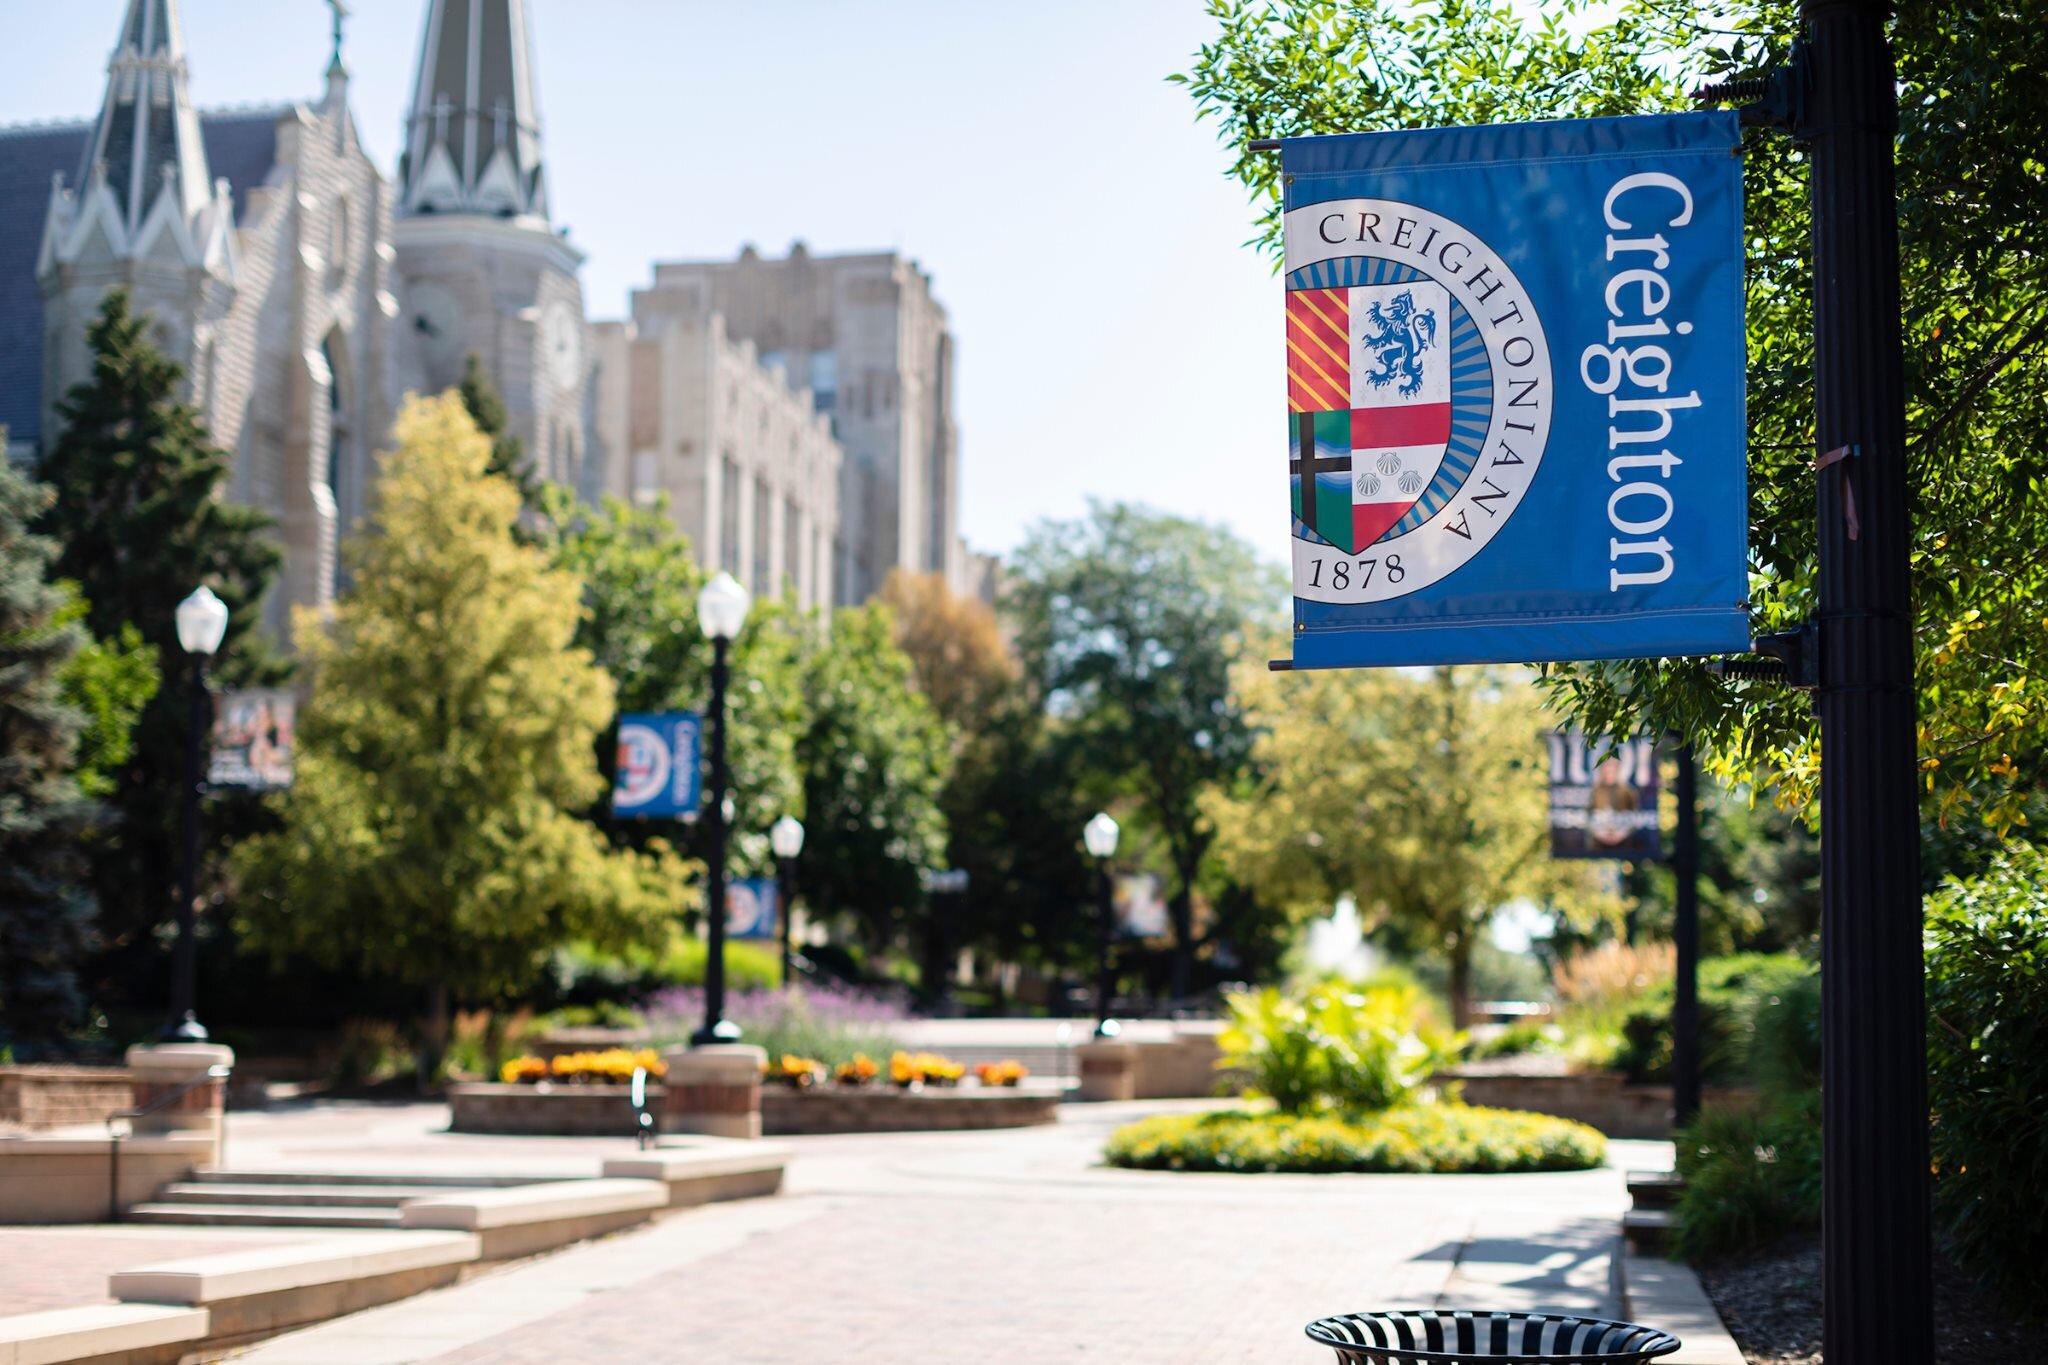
0;458;98;1049
37;289;281;947
459;352;543;515
233;395;688;1071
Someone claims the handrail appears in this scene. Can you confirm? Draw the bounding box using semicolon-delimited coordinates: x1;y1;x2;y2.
629;1066;656;1150
107;1063;231;1223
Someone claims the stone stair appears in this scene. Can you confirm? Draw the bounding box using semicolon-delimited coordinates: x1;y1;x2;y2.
1621;1169;1684;1254
126;1168;562;1228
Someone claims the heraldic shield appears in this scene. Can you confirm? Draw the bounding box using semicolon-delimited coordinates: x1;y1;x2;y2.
1288;278;1454;554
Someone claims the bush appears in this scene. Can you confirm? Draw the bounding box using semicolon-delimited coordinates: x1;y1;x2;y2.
1104;1105;1605;1174
1554;947;1816;1086
645;980;907;1068
1927;844;2048;1311
541;936;781;1008
1220;982;1456;1115
1669;1091;1823;1261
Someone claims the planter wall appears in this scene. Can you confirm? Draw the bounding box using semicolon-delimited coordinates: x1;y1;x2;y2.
447;1082;659;1137
1441;1070;1756;1139
761;1086;1058;1136
0;1066;133;1130
527;1029;654;1063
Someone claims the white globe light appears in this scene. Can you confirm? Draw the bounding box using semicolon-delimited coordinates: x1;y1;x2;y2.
174;586;230;657
1083;811;1120;859
771;815;805;859
696;571;752;641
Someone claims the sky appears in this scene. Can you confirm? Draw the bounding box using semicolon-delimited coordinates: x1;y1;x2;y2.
0;0;1285;566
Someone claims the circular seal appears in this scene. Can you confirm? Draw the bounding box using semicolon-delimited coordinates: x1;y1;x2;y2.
1283;198;1554;604
614;722;671;808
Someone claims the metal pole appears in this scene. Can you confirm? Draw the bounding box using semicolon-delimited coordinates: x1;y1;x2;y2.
693;635;738;1045
778;854;794;990
1804;3;1932;1360
1093;865;1114;1037
1671;742;1700;1127
163;654;207;1042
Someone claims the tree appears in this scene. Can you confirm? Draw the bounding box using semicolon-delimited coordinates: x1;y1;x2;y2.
536;486;803;881
233;396;688;1069
792;603;952;958
37;289;281;949
0;460;99;1049
1007;500;1285;996
878;569;1015;733
1180;2;2048;829
1208;661;1620;1027
459;352;543;517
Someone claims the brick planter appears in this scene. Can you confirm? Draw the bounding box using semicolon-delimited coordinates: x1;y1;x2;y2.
761;1085;1058;1136
447;1082;660;1137
0;1065;133;1130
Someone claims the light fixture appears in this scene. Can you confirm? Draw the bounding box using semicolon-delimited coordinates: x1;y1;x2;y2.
1083;811;1120;859
770;815;805;860
696;572;752;641
174;586;230;657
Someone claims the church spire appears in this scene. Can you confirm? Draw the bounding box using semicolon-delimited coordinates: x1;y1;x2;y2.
78;0;214;239
398;0;550;222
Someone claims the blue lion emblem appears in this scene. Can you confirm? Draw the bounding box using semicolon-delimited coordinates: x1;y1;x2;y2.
1362;290;1439;399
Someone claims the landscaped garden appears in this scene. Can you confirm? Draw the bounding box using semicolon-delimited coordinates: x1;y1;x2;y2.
1104;977;1606;1175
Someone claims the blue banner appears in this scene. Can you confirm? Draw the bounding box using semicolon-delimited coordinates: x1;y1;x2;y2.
611;712;702;819
725;878;779;940
1280;113;1747;667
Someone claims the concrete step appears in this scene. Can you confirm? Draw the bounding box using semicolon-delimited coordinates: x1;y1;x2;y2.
1626;1169;1685;1209
156;1182;458;1208
189;1169;556;1188
1621;1207;1674;1254
126;1202;405;1228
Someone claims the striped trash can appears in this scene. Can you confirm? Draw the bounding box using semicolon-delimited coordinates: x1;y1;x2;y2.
1305;1310;1679;1365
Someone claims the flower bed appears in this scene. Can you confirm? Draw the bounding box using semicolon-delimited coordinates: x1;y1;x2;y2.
1102;1104;1607;1174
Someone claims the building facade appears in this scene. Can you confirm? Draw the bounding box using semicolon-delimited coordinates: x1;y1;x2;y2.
627;244;962;603
0;0;974;632
14;0;395;636
590;311;840;612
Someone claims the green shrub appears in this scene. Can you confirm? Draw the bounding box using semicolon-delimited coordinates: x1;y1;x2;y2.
1566;950;1816;1086
544;936;780;1007
540;1001;646;1031
1469;1019;1555;1061
1220;983;1456;1116
1104;1104;1605;1175
1927;844;2048;1310
1669;1091;1823;1261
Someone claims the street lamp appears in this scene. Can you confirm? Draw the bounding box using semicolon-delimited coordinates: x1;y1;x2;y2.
165;587;228;1042
920;867;970;1014
770;815;804;989
693;572;751;1046
1082;812;1120;1038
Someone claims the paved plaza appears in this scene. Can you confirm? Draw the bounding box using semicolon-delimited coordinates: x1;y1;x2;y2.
198;1099;1666;1364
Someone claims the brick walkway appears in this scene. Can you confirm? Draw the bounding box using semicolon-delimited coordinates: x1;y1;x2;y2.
0;1227;304;1316
238;1102;1656;1364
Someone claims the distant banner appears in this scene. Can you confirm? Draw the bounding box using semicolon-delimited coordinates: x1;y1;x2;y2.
611;712;702;819
1115;873;1168;938
725;879;779;939
209;689;294;789
1548;731;1660;860
1278;112;1749;667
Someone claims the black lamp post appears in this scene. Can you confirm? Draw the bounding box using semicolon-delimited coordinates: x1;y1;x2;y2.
770;815;804;989
920;867;969;1014
1083;812;1120;1038
164;586;228;1043
692;571;750;1047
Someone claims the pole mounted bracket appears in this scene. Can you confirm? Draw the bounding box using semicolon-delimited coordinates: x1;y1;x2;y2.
1709;623;1819;690
1692;39;1811;134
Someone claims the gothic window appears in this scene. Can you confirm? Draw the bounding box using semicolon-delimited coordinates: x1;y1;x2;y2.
753;475;771;593
321;330;352;594
784;495;802;594
328;197;350;290
720;454;741;574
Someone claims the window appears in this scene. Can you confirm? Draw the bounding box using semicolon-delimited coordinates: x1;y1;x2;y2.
328;197;350;289
752;476;771;593
720;456;741;573
784;495;802;594
320;330;352;594
808;351;837;412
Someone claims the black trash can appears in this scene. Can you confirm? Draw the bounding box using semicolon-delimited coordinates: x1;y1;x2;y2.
1305;1310;1679;1365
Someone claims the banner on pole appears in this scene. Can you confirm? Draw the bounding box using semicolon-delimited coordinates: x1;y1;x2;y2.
209;689;295;789
1114;873;1168;938
1279;113;1748;667
725;878;779;939
1547;730;1660;860
611;712;702;819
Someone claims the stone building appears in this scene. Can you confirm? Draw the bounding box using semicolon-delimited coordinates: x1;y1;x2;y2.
8;0;395;635
625;244;962;604
589;310;840;612
0;0;977;629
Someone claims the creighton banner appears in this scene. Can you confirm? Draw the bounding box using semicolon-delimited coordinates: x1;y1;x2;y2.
1547;730;1661;861
1280;113;1748;667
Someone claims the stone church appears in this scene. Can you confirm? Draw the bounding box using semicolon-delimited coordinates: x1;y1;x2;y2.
0;0;975;636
